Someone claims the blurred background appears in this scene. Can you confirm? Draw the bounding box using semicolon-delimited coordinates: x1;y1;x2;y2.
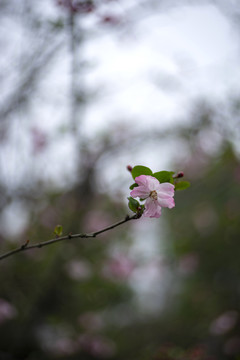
0;0;240;359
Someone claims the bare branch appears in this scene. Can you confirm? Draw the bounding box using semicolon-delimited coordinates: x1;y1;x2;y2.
0;213;140;262
0;39;63;123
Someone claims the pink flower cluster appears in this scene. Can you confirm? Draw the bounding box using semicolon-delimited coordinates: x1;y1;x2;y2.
130;175;175;218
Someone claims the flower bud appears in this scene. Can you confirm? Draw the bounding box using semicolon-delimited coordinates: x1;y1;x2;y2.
127;165;133;173
175;171;184;178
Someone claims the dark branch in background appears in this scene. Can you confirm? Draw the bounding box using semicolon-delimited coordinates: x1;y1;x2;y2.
69;9;78;133
0;214;140;262
0;39;63;123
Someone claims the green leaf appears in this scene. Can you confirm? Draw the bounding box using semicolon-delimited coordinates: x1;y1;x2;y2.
152;171;175;184
131;165;152;180
128;197;140;213
174;181;191;190
129;183;138;190
54;224;63;236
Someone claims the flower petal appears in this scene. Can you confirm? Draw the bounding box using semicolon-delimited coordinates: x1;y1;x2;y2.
130;186;149;199
158;182;175;195
144;198;162;218
135;175;161;192
156;182;175;208
157;196;175;209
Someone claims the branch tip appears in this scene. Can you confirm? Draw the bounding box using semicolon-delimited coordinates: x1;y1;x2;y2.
21;239;30;250
173;171;184;179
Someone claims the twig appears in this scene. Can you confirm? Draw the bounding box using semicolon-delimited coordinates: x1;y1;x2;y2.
0;214;140;262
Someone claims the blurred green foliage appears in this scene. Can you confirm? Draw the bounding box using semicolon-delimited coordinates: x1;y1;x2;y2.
1;136;240;359
0;163;137;358
161;144;240;359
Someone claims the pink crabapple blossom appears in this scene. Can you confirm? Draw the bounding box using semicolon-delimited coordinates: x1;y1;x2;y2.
130;175;175;218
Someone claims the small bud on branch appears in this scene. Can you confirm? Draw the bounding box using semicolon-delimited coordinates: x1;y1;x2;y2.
173;171;184;179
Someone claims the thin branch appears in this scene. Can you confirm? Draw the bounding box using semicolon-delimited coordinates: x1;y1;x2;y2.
0;214;140;262
0;38;63;123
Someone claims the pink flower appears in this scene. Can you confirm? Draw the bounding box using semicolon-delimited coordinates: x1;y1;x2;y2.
130;175;175;218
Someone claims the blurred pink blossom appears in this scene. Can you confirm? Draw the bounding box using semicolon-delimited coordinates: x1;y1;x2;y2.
78;334;116;358
78;312;104;331
48;337;77;356
65;259;92;280
57;0;95;14
0;298;17;324
100;14;121;26
36;324;77;356
84;210;112;232
102;255;135;280
31;127;48;155
130;175;175;218
209;311;238;335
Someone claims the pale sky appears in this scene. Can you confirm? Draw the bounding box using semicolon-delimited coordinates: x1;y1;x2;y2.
1;2;239;190
81;3;240;135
